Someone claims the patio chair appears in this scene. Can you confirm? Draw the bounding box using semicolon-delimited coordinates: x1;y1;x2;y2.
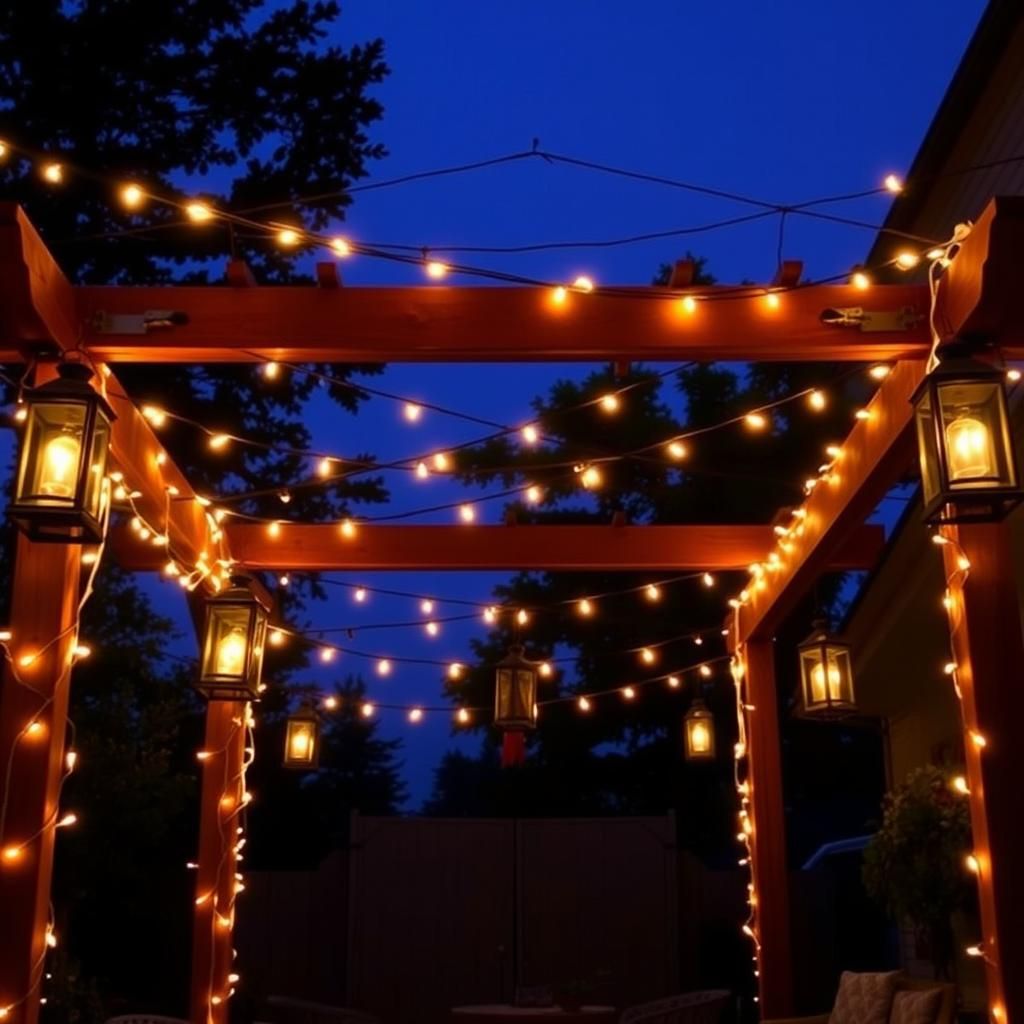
619;989;731;1024
265;994;381;1024
764;974;956;1024
104;1016;189;1024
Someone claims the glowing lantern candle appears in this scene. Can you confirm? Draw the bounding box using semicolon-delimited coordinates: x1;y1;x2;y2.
912;348;1022;523
197;576;272;700
684;699;716;761
10;361;115;543
797;620;856;718
283;704;320;770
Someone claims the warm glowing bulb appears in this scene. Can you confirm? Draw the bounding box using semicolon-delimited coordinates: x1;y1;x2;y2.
404;403;422;423
703;573;715;588
851;270;871;290
855;408;871;420
120;183;145;209
516;609;529;626
1007;368;1022;383
521;425;540;445
667;676;681;689
808;390;826;411
215;628;247;676
884;174;903;194
425;260;448;280
600;393;620;414
952;775;969;795
208;434;230;451
689;722;711;754
39;433;82;498
680;295;698;314
262;361;280;380
354;588;367;603
319;647;335;663
639;647;656;665
578;696;592;712
667;441;687;460
448;663;464;680
572;275;595;293
420;599;434;615
433;452;450;472
456;708;470;724
745;412;768;431
267;521;281;538
809;658;843;703
340;519;356;539
425;621;439;637
408;708;423;723
276;227;301;248
330;237;351;257
459;504;476;523
551;286;568;305
42;162;64;184
361;702;375;718
580;466;602;489
415;461;429;479
538;662;553;678
700;664;712;678
2;845;23;863
269;629;285;647
377;659;391;676
622;686;636;701
186;201;214;223
645;584;661;603
945;413;995;481
895;250;920;270
56;812;77;828
318;457;333;478
524;485;542;504
763;291;781;310
323;696;339;711
65;750;78;771
483;606;497;624
965;853;980;874
577;598;593;617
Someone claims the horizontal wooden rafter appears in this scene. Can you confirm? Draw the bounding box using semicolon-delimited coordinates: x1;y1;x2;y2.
111;522;886;573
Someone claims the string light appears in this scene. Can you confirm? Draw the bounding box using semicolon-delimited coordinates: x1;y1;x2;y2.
458;504;476;523
577;598;594;617
577;695;592;712
330;237;351;257
262;361;281;380
621;686;636;701
186;201;214;222
667;675;681;689
645;584;661;603
521;425;540;445
119;183;146;209
41;162;64;184
403;402;423;423
680;296;698;314
456;708;471;724
580;465;602;489
807;390;826;411
895;250;920;270
667;441;687;461
425;260;448;280
275;227;301;248
884;173;903;193
525;485;543;504
745;412;768;431
572;275;595;293
599;393;621;414
851;270;871;290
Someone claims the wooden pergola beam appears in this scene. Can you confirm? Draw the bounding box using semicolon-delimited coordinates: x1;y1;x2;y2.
111;522;885;573
0;205;222;570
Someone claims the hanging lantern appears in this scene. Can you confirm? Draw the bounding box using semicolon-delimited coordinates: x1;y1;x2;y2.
797;620;856;718
9;361;115;543
683;699;716;761
197;576;272;700
283;703;320;770
912;347;1022;523
495;644;538;766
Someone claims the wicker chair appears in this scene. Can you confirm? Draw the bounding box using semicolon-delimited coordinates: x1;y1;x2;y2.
619;990;731;1024
764;976;956;1024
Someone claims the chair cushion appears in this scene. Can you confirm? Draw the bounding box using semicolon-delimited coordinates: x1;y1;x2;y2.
889;988;944;1024
829;971;901;1024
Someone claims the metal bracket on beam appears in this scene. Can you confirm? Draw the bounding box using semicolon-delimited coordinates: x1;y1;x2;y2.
90;310;189;335
819;306;923;332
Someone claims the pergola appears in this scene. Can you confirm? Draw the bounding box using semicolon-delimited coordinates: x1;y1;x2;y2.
0;196;1022;1024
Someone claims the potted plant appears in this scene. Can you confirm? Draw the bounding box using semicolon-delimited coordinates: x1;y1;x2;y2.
863;765;974;978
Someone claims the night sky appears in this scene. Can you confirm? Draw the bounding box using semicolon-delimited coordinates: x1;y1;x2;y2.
1;1;987;805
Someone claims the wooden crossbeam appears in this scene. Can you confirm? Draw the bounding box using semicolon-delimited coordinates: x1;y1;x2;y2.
111;522;886;573
0;205;221;571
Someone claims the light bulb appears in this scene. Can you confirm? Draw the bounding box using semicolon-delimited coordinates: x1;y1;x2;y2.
319;648;335;663
39;433;82;498
456;708;471;724
667;441;687;460
521;425;540;445
577;598;593;617
186;201;213;222
667;676;680;689
680;296;698;314
851;270;871;290
262;361;280;380
361;702;375;718
524;485;542;504
645;584;661;603
699;664;712;678
809;658;843;703
516;609;529;626
425;621;439;637
42;162;64;184
580;465;602;489
404;402;422;423
323;696;339;711
208;434;230;451
551;286;568;305
215;628;247;676
763;291;781;310
578;696;592;712
808;390;826;411
884;173;903;193
276;227;301;248
703;573;715;588
120;183;145;209
415;461;429;480
572;275;595;293
330;237;351;257
459;504;476;523
895;250;920;270
945;412;995;481
340;519;356;539
433;452;450;471
640;647;656;665
622;686;636;701
376;659;391;676
420;599;434;615
425;260;448;279
408;708;423;723
483;606;497;624
689;722;711;753
448;663;464;680
599;394;620;414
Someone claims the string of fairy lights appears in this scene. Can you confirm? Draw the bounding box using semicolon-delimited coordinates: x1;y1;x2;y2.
3;135;1016;1019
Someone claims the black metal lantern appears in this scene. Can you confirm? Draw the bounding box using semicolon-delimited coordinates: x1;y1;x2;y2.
912;348;1022;523
683;698;716;761
797;620;856;718
9;362;116;543
494;644;538;732
197;576;272;700
283;702;320;770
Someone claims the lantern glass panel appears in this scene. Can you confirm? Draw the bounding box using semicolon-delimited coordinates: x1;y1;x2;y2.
83;416;111;519
284;718;318;768
937;380;1015;490
913;388;942;508
17;402;88;506
201;605;253;684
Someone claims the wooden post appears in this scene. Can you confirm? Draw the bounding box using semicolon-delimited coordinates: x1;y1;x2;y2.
942;522;1024;1024
743;640;794;1016
0;537;82;1024
190;700;248;1024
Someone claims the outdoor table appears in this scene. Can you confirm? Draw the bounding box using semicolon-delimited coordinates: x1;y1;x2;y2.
452;1006;617;1024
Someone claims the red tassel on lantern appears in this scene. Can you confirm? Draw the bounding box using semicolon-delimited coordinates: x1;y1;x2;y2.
501;731;526;767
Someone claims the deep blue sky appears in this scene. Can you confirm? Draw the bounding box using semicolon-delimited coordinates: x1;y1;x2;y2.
3;1;989;806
